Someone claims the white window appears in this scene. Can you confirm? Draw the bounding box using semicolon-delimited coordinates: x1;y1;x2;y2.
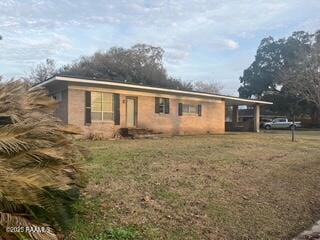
155;97;169;114
160;98;169;113
182;104;198;115
91;92;113;121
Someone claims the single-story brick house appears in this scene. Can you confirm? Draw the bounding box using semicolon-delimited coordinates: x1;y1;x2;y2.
33;75;272;137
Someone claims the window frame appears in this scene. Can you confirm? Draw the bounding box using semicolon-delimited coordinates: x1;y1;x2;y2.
158;98;166;114
156;97;169;114
91;91;114;122
181;104;199;115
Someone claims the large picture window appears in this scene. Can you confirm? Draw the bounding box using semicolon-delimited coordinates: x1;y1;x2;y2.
91;92;113;121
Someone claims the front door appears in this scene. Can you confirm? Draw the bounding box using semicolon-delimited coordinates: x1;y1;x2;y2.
126;97;137;127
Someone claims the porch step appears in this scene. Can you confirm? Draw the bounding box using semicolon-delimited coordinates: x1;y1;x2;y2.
114;128;161;139
128;128;154;135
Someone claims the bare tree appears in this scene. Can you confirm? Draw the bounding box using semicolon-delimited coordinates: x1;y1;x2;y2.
193;80;223;94
26;58;57;84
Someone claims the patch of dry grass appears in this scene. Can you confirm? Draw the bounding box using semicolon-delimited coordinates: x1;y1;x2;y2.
68;131;320;240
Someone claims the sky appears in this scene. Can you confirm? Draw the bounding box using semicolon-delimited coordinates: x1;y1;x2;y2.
0;0;319;95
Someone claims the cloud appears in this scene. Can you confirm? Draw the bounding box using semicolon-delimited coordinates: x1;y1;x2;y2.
224;39;239;49
165;49;190;64
297;18;320;32
0;32;74;67
212;39;239;50
0;0;320;93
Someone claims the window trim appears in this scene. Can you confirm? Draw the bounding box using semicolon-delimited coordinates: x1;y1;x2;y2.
158;98;166;114
155;97;170;114
91;91;114;122
181;104;198;115
179;103;202;116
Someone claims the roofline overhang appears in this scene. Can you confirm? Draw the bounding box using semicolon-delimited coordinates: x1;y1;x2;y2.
32;76;273;105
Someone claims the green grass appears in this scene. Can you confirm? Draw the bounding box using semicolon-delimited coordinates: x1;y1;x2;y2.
67;131;320;240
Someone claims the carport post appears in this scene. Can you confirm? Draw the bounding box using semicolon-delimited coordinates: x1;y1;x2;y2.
254;104;260;132
232;105;239;123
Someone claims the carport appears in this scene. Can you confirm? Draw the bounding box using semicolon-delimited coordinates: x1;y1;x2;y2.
225;98;273;132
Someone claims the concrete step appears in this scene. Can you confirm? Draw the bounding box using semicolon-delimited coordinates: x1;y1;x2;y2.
115;127;161;139
128;128;154;135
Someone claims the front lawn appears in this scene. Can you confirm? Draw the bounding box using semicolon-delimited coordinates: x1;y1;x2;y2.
68;131;320;240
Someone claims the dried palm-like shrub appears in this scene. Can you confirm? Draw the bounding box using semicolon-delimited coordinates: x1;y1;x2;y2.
0;81;86;240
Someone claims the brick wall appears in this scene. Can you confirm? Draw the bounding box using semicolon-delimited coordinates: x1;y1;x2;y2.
64;85;225;138
51;90;68;123
136;95;225;135
68;89;85;126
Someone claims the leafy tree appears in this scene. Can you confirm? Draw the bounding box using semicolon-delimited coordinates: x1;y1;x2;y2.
239;30;320;121
26;44;193;90
239;36;285;98
282;33;320;111
0;81;86;240
60;44;192;90
239;31;317;98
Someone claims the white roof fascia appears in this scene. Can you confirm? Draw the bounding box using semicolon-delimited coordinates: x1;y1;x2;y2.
33;76;273;105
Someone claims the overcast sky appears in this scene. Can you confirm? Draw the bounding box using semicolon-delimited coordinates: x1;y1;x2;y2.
0;0;319;95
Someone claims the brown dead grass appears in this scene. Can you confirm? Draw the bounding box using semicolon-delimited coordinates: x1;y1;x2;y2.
69;131;320;240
